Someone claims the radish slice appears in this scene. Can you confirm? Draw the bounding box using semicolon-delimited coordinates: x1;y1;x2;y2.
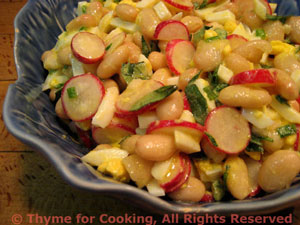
61;74;105;122
92;124;135;144
205;106;251;154
294;125;300;151
227;34;248;50
162;0;193;11
166;39;195;75
71;32;105;64
147;120;205;137
230;69;276;87
154;20;189;41
115;79;163;116
159;153;191;193
76;126;93;148
201;137;226;163
244;157;262;197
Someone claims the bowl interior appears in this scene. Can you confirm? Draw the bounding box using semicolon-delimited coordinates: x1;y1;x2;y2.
3;0;300;215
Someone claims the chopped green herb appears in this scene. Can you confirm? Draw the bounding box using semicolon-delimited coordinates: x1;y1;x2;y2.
275;95;290;106
214;83;228;92
113;0;121;2
296;47;300;54
266;14;288;23
141;36;151;57
260;64;272;69
192;26;211;44
130;85;177;111
223;165;230;188
203;86;218;100
121;62;150;84
193;0;208;10
119;135;131;145
276;124;297;138
212;180;225;201
67;87;78;99
105;43;112;51
185;84;208;125
284;37;292;44
214;28;227;40
205;132;218;147
63;65;69;70
79;26;87;31
205;36;221;42
49;69;57;74
208;66;220;87
54;83;65;90
246;133;273;153
188;71;201;85
81;5;87;14
253;133;274;143
255;28;266;39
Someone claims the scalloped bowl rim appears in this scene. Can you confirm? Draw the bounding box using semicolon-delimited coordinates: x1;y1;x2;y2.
3;0;300;215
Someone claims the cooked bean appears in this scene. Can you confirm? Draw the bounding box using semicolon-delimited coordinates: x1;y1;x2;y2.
57;46;71;65
49;89;56;102
272;69;299;100
263;21;285;41
66;14;97;32
168;177;206;202
55;98;68;120
125;42;141;63
151;68;172;85
224;156;250;200
135;134;176;161
178;68;201;90
252;126;284;153
124;34;134;43
132;31;142;48
219;85;272;108
233;40;272;63
158;40;168;53
102;79;119;92
258;150;300;193
97;44;129;79
86;1;103;24
148;51;167;71
274;53;300;74
115;4;138;22
224;53;252;75
286;17;300;44
136;8;160;39
120;135;141;154
181;16;204;33
41;50;63;70
156;91;184;120
234;0;263;29
194;40;223;72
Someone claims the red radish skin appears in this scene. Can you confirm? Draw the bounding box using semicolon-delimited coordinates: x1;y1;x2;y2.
205;106;251;154
230;69;276;87
166;39;195;75
61;73;105;122
200;192;214;203
92;123;135;144
183;93;191;111
115;103;159;117
294;125;300;151
248;186;261;197
260;0;272;14
71;32;105;64
160;153;191;193
154;20;190;41
76;126;93;148
227;34;249;42
162;0;193;11
147;120;205;136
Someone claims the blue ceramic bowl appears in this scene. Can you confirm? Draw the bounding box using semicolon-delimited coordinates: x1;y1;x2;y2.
4;0;300;215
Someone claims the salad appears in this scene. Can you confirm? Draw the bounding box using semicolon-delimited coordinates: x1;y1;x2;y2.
41;0;300;203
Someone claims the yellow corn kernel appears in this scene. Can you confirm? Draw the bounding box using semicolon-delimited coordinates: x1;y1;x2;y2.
271;40;296;55
224;20;237;33
245;151;261;161
284;134;297;146
204;30;218;40
222;44;232;57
